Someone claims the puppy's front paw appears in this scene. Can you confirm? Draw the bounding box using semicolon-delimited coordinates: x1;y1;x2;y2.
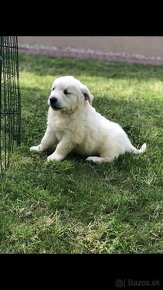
47;153;64;162
30;145;41;153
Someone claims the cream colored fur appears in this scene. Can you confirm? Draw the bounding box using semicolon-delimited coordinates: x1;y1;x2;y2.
30;76;146;163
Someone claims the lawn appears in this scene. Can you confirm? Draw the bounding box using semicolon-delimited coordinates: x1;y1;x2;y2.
0;53;162;253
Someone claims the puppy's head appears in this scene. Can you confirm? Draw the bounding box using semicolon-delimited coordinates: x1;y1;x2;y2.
48;76;94;112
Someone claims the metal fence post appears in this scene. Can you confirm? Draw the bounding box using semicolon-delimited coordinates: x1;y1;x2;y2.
0;36;21;175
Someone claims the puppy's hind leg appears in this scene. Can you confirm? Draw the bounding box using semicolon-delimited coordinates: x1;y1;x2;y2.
86;155;115;163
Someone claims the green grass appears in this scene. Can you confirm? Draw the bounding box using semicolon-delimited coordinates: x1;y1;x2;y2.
0;54;162;253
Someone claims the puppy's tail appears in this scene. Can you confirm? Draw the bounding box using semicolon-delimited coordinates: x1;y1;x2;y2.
130;143;147;154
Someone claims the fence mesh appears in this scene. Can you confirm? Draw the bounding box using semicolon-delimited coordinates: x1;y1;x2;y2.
0;36;21;175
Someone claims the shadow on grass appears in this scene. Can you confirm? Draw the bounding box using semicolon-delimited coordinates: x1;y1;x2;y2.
10;57;162;226
20;83;161;149
17;82;162;223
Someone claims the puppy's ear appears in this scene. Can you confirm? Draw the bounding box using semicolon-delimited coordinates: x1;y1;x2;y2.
80;84;94;105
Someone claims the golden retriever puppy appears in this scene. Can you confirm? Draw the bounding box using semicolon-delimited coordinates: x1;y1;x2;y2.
30;76;146;163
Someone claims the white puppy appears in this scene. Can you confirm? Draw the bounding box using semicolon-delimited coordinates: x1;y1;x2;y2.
30;76;146;163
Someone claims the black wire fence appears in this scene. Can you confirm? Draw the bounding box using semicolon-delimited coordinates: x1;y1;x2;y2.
0;36;21;175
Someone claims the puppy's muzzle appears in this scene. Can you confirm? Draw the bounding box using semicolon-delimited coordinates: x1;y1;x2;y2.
50;97;61;110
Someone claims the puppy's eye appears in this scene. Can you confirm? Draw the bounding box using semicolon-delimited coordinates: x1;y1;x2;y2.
52;87;55;91
64;89;71;95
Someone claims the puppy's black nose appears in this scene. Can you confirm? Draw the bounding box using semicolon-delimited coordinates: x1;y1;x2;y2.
50;97;57;106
